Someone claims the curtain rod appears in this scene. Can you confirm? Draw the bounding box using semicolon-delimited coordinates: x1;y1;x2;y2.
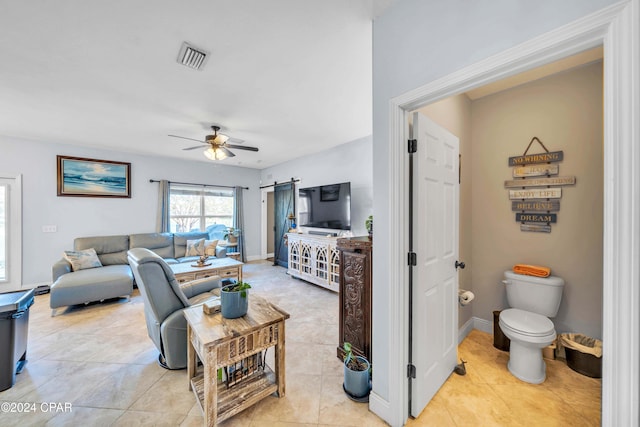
149;179;248;190
259;178;300;189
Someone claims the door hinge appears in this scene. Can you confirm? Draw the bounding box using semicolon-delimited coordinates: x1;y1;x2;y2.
408;139;417;153
408;252;417;266
407;364;416;379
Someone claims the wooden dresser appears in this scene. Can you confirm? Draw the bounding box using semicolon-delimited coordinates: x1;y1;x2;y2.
336;236;372;363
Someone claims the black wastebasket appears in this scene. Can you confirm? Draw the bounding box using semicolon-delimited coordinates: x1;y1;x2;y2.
493;310;510;351
559;333;602;378
0;289;35;391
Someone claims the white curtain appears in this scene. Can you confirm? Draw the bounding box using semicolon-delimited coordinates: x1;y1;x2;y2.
156;180;170;233
234;186;246;262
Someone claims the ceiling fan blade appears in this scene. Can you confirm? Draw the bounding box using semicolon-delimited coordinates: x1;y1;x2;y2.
226;144;259;152
168;134;205;144
219;146;236;158
182;145;205;151
228;137;245;144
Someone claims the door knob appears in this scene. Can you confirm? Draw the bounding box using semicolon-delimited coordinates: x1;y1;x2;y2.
455;260;466;270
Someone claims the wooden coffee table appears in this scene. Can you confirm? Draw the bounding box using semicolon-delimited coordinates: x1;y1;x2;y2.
170;258;243;284
184;294;290;426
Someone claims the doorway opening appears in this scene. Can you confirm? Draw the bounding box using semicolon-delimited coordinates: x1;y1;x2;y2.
0;174;22;291
407;53;604;420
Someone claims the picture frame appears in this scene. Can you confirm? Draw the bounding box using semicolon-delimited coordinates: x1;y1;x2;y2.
57;155;131;198
320;184;340;202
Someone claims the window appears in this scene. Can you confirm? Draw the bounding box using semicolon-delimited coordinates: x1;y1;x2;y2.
169;184;234;233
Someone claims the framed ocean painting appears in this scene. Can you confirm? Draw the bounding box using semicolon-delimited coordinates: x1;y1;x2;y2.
57;155;131;198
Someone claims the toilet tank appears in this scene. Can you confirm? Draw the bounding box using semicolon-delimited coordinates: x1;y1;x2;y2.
503;270;565;317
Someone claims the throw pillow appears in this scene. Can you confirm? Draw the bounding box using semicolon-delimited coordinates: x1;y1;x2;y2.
185;238;205;256
63;248;103;271
204;239;219;256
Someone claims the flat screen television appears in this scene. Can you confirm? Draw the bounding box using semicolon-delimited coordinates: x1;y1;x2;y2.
298;182;351;230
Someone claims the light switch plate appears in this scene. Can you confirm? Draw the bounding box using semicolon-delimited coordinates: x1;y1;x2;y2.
42;225;57;233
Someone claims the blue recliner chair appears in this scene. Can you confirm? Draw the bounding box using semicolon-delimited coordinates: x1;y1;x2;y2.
127;248;221;369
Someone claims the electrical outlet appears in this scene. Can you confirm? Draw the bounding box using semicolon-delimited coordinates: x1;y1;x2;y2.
42;225;57;233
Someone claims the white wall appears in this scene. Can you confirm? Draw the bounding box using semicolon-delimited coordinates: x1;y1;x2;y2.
260;135;373;237
372;0;617;424
0;136;261;287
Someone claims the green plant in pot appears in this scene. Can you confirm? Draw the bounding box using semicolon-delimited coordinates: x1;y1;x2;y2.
224;227;241;244
365;215;373;237
220;280;251;319
343;342;371;399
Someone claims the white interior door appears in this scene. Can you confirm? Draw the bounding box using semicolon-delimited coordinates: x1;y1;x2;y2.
411;112;459;416
0;175;22;290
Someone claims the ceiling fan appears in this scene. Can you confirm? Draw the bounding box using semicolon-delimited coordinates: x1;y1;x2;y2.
168;125;259;160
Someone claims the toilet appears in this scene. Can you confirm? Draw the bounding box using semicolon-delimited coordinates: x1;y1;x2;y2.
498;270;564;384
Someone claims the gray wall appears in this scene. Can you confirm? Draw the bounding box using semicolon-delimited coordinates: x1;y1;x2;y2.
416;63;604;340
372;0;616;421
0;136;261;287
471;62;603;339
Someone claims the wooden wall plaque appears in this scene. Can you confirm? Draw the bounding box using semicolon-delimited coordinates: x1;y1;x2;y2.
511;200;560;212
504;176;576;188
512;164;559;177
520;224;552;233
508;151;564;166
516;213;557;223
509;188;561;199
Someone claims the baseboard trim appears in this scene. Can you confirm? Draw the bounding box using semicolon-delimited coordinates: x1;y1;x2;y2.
458;316;493;343
369;391;395;426
458;317;474;344
473;316;493;334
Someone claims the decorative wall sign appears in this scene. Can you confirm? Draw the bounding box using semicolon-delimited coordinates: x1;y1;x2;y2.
520;224;552;233
512;164;559;177
505;137;576;233
504;176;576;188
509;188;562;199
508;151;563;166
516;213;557;223
511;200;560;212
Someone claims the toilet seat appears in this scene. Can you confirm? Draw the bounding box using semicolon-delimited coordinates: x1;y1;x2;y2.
499;308;555;337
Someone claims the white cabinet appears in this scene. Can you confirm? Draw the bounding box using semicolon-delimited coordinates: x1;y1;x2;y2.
286;233;340;292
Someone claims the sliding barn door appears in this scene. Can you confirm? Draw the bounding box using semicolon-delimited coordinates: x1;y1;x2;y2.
274;182;294;267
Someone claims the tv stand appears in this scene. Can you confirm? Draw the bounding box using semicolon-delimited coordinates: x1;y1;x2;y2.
286;233;339;292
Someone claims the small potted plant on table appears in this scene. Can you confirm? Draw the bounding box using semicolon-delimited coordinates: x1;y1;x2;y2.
224;227;241;244
343;342;371;400
220;280;251;319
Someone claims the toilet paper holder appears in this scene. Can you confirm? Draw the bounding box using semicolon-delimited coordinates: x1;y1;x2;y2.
458;289;475;306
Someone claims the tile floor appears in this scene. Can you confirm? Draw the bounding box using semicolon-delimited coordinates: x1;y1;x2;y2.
0;261;600;426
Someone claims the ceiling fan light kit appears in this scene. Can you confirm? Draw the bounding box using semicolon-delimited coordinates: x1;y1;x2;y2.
169;125;259;161
204;147;228;160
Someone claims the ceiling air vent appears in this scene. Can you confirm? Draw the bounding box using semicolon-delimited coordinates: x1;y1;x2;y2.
177;42;209;70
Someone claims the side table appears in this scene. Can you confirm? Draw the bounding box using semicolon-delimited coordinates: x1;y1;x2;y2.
183;294;290;426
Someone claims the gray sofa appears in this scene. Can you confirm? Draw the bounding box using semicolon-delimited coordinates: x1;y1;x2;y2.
50;232;227;315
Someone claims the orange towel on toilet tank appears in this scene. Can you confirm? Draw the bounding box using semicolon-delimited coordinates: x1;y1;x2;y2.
512;264;551;278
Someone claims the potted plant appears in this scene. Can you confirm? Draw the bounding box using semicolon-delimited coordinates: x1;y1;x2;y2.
365;215;373;237
220;280;251;319
343;342;371;399
224;227;241;244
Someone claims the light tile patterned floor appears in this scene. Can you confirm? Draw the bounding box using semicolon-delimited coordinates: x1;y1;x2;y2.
0;261;600;426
